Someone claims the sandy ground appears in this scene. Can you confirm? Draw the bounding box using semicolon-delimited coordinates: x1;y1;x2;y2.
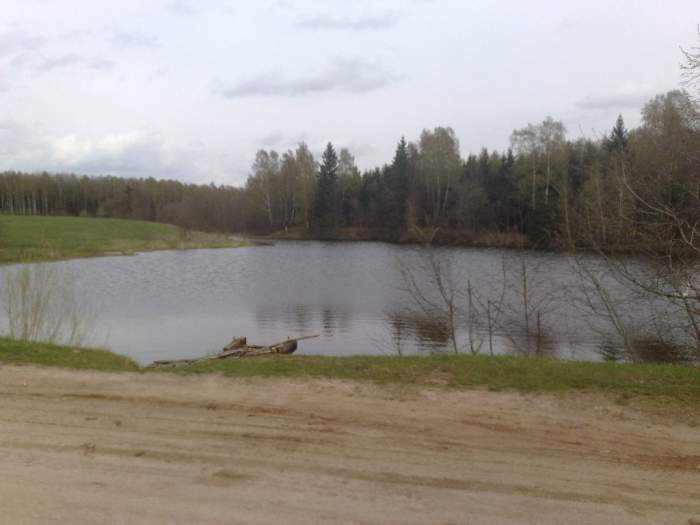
0;366;698;525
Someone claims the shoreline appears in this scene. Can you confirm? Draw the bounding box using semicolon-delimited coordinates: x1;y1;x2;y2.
1;339;698;413
264;227;529;249
0;215;249;264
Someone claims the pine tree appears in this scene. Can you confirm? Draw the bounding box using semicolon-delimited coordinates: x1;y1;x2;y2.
392;137;409;178
384;137;411;229
606;115;629;152
314;142;339;229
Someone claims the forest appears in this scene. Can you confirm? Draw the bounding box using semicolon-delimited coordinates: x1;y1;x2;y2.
0;89;698;253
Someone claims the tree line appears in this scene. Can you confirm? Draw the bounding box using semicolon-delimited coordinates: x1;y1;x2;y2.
0;89;698;251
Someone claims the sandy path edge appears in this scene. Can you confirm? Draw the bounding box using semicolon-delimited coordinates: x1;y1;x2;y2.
0;365;698;525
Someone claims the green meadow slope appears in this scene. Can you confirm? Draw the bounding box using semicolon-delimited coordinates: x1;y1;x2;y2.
0;215;244;262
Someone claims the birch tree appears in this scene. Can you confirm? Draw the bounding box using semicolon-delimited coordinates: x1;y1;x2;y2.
247;149;280;228
295;142;317;230
417;127;461;226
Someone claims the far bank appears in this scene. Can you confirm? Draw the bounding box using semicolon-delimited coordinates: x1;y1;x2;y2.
0;215;247;263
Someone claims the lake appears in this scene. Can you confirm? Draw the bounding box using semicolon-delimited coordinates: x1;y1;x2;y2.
0;241;654;364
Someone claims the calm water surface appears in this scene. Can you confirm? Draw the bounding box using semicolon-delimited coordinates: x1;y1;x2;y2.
0;242;637;364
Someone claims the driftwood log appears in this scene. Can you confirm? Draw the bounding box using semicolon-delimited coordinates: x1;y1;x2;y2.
223;337;247;351
148;334;319;369
149;358;199;369
212;340;297;359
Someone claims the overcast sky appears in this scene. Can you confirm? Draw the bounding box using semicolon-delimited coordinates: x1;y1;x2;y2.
0;0;698;185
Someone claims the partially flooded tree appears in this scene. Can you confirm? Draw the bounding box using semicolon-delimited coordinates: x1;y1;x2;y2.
568;254;638;360
399;235;461;354
498;252;555;356
625;91;699;349
398;230;507;355
2;265;95;346
582;91;700;359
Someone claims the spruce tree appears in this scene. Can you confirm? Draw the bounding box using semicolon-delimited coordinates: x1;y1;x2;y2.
314;142;339;229
606;115;629;152
387;137;410;229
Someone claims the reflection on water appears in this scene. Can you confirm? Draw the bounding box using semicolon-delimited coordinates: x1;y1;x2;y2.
0;241;684;364
599;338;695;364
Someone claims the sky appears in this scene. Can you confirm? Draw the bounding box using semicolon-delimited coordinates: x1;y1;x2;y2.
0;0;698;185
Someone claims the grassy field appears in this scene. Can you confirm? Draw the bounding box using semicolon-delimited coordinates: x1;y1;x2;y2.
0;338;697;410
0;215;245;262
0;338;139;371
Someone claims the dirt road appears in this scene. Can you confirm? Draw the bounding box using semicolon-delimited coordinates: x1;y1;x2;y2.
0;365;698;524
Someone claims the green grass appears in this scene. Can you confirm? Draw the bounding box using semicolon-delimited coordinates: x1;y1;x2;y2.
0;215;246;263
179;354;700;411
0;337;139;371
1;337;697;410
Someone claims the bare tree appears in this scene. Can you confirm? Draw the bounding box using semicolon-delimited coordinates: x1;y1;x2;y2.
498;252;555;356
2;265;95;346
460;256;510;356
464;280;484;355
399;234;461;354
682;29;700;103
398;229;507;355
581;90;700;359
568;254;638;359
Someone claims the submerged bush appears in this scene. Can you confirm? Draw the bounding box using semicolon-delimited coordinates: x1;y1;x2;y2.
1;264;95;346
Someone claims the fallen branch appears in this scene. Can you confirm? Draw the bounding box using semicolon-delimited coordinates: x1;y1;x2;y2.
222;337;247;352
148;334;320;368
149;358;199;369
213;335;320;360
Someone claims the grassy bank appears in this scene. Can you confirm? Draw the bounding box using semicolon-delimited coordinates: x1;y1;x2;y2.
0;215;246;263
0;338;139;371
182;354;700;409
0;337;697;409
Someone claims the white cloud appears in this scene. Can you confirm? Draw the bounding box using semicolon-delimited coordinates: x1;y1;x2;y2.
576;83;658;111
2;52;116;75
87;58;117;71
259;131;285;147
111;31;159;49
48;131;197;178
219;57;400;98
297;13;399;31
165;0;200;16
0;124;206;181
0;30;45;59
35;54;83;73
